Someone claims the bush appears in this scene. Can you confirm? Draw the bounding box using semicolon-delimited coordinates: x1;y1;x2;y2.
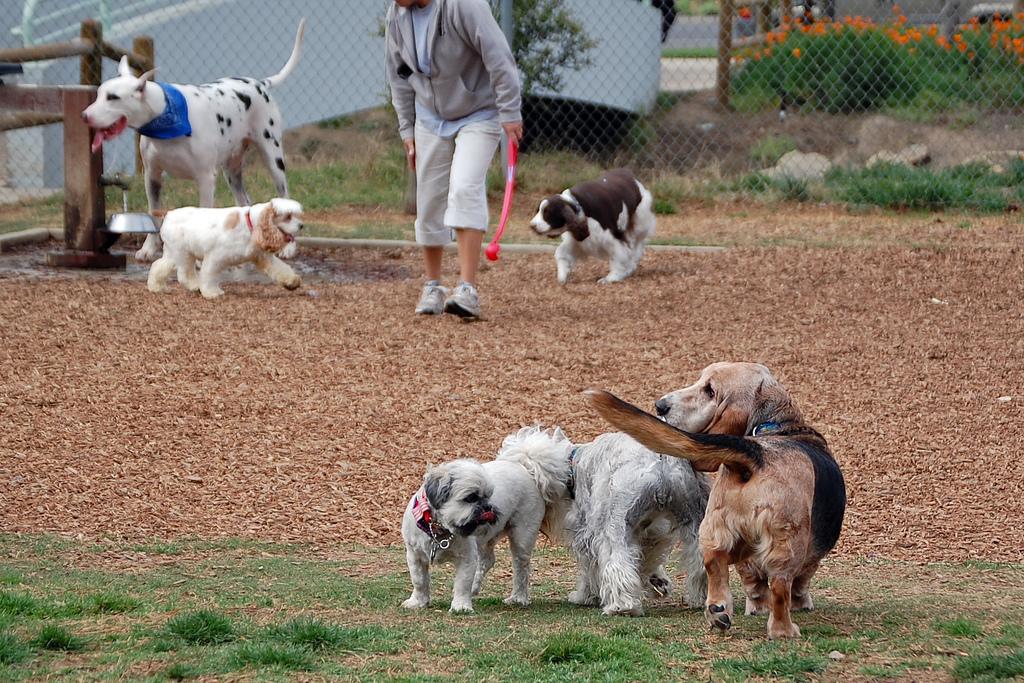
732;13;1024;114
498;0;595;95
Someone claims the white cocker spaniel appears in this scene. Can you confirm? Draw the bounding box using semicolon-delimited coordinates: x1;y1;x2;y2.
147;198;303;299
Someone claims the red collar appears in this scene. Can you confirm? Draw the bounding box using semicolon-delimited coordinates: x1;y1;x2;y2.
245;208;254;233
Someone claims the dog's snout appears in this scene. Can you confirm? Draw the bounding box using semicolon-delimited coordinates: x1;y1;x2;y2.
81;111;89;124
655;399;670;417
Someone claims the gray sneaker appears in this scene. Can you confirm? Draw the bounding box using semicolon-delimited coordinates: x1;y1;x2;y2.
444;282;480;319
415;281;448;315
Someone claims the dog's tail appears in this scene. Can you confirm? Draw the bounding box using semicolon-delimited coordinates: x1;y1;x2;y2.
585;390;765;475
264;18;306;89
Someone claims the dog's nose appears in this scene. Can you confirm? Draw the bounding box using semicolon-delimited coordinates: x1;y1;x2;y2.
297;222;304;231
655;399;670;417
80;111;89;124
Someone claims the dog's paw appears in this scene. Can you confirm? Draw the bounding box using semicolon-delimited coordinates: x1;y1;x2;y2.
282;274;301;291
568;591;599;607
791;593;814;612
135;247;159;263
401;597;429;609
200;288;225;300
603;602;644;617
745;596;771;616
767;618;801;639
449;601;474;614
503;595;530;607
647;575;672;598
705;603;733;631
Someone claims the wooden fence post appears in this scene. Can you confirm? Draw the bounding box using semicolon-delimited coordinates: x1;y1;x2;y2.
717;0;734;110
79;20;102;87
46;88;124;268
132;35;154;174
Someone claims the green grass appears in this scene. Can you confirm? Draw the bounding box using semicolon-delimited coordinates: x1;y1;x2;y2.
660;47;717;59
0;631;30;665
0;534;1020;681
750;134;798;167
715;642;829;682
28;624;85;651
935;617;985;639
731;160;1024;213
164;610;236;645
953;649;1024;681
229;641;313;671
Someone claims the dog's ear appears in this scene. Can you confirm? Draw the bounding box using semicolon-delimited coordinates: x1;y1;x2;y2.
254;204;288;253
423;469;453;510
747;378;800;431
134;70;156;97
118;55;132;77
707;383;757;436
564;204;590;241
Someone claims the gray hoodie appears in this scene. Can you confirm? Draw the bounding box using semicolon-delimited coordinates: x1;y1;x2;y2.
385;0;522;141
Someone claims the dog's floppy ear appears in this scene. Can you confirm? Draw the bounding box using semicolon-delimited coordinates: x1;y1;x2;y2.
706;382;758;436
563;204;589;241
423;469;453;510
746;378;800;431
254;203;289;253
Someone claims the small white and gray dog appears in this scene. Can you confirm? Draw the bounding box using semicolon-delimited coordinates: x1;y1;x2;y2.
401;427;574;613
566;433;710;616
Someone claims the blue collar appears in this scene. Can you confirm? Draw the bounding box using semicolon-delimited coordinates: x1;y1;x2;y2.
138;82;192;140
751;421;782;437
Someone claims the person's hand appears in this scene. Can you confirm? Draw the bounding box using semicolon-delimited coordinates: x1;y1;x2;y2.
503;121;524;146
403;138;416;170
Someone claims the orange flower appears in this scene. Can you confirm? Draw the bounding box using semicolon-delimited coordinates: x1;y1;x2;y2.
926;24;938;37
792;47;802;57
738;6;753;19
968;50;975;59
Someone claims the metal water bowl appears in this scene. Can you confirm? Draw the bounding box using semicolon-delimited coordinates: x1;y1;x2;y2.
106;211;159;234
101;174;160;235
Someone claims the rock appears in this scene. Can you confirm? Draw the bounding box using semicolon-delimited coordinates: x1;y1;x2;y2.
763;151;832;182
829;650;846;661
962;150;1024;174
867;144;931;168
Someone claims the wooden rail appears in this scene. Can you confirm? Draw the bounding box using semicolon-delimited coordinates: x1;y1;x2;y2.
0;20;155;268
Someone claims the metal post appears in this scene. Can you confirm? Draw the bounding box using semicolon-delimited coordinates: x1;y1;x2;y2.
499;0;514;163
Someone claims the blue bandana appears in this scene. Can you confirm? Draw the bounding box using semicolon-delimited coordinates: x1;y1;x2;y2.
138;82;192;140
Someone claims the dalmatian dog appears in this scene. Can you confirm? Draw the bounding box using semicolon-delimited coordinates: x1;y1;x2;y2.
81;19;306;262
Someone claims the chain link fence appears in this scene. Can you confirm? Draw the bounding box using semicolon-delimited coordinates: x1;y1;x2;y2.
1;0;1022;209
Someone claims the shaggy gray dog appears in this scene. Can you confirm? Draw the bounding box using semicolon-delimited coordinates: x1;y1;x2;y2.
567;432;710;616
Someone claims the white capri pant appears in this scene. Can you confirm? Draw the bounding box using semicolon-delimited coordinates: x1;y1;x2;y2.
414;119;502;246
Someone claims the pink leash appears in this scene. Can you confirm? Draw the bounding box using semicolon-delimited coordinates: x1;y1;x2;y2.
484;140;518;262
